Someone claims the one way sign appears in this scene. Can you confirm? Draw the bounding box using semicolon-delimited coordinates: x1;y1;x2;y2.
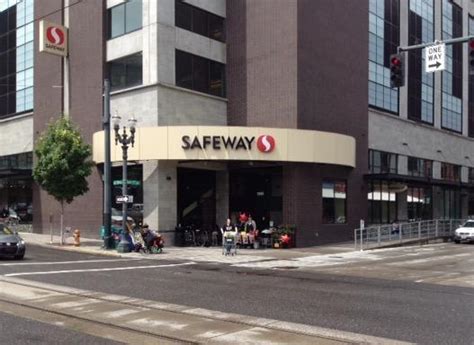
116;195;133;204
425;43;445;73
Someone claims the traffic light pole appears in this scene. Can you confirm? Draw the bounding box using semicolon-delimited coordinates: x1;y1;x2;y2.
398;35;474;52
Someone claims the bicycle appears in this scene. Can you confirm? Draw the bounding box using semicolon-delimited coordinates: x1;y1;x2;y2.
183;225;196;246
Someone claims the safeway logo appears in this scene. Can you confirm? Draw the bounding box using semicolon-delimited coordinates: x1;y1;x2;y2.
46;26;65;45
257;135;275;153
39;20;68;57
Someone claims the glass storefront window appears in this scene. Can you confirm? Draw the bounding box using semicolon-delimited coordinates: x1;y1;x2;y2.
368;180;398;224
407;186;432;220
441;187;461;219
322;181;347;224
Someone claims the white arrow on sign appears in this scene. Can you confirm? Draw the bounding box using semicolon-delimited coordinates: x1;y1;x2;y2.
425;43;445;73
116;195;133;203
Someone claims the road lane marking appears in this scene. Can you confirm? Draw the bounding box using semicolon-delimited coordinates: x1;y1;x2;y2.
3;262;195;277
0;258;142;266
385;253;470;266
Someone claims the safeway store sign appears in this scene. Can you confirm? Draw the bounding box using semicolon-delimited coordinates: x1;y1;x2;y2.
181;134;276;153
39;20;68;57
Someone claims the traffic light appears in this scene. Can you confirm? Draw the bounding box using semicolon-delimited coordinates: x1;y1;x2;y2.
469;39;474;75
390;53;405;88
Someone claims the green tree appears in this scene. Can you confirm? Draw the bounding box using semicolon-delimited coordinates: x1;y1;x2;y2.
33;117;93;244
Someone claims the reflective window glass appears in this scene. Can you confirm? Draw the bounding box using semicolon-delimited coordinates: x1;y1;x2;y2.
108;0;142;39
125;0;142;33
322;181;347;224
110;5;125;38
175;50;226;97
108;53;143;91
175;0;225;42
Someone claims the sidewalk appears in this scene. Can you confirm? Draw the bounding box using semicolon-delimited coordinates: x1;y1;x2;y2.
20;232;356;264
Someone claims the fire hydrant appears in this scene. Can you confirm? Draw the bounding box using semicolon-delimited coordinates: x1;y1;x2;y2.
73;229;81;246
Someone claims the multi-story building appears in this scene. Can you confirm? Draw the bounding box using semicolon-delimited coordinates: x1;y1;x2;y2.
0;0;473;246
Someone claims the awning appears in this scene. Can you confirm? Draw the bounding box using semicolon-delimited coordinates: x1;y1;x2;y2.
365;173;473;189
93;126;356;168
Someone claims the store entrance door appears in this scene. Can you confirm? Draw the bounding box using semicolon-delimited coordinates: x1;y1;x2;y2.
177;168;216;231
229;166;282;229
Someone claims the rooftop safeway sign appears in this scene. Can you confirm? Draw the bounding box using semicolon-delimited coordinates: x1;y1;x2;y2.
425;43;445;73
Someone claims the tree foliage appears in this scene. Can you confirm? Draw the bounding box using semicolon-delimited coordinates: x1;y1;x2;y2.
33;117;93;204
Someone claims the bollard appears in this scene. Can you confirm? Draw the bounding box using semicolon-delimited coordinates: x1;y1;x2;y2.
73;229;81;246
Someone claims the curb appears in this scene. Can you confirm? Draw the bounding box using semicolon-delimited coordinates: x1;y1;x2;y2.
28;242;125;258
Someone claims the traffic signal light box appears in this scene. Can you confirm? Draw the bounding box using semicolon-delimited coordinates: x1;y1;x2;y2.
469;39;474;75
390;53;405;88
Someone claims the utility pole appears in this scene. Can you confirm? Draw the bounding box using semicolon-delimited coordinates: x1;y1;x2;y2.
103;79;112;249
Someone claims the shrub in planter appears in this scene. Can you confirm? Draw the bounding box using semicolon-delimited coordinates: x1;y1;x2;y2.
277;224;297;248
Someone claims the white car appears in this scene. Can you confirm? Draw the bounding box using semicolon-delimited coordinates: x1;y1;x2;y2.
453;220;474;244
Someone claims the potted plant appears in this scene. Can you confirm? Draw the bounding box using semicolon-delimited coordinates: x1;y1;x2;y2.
278;224;296;248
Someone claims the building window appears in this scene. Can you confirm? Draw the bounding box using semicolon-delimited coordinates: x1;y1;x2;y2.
108;53;143;91
369;150;398;174
407;156;432;178
368;180;398;224
175;50;225;97
0;152;32;170
441;187;461;219
322;181;347;224
468;168;474;184
408;0;434;124
368;0;399;113
108;0;142;39
0;0;34;119
440;162;460;182
407;186;432;220
175;0;225;42
441;0;463;133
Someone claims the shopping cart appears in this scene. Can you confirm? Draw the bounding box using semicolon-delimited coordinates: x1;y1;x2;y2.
222;232;237;256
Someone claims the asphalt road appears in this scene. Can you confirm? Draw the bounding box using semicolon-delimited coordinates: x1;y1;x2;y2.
0;244;473;345
0;311;122;345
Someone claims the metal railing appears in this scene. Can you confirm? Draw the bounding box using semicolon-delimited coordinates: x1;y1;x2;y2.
0;219;33;233
354;219;465;251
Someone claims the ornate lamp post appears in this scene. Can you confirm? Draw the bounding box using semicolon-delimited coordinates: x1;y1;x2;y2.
111;113;137;253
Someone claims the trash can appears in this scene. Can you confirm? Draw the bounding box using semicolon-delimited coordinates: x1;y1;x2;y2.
100;226;118;249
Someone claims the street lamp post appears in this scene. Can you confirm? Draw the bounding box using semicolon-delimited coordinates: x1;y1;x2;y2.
112;113;137;253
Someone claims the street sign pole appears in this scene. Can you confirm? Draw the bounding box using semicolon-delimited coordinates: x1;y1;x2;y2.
103;79;112;250
398;35;474;53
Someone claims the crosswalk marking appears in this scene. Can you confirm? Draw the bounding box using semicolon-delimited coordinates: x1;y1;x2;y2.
4;262;195;277
0;258;141;266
